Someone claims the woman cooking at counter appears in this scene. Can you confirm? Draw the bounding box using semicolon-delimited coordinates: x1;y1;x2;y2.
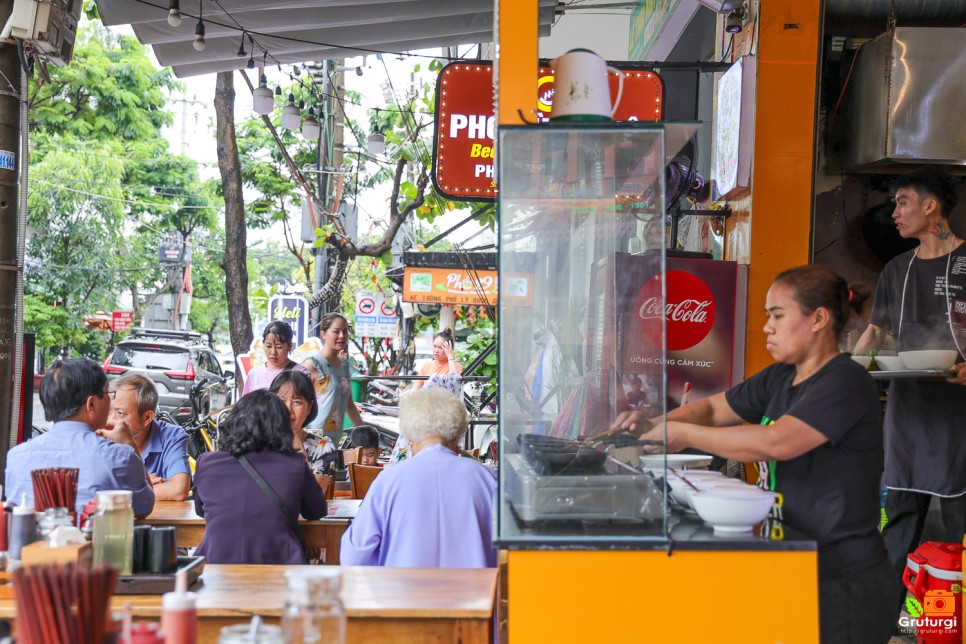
605;265;895;643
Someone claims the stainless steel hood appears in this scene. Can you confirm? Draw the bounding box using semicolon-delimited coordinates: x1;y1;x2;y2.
844;27;966;172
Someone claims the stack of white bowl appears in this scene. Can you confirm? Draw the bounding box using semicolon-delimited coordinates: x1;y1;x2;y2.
666;470;777;533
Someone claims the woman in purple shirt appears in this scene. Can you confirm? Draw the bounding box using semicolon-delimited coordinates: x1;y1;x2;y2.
193;390;326;564
340;388;497;568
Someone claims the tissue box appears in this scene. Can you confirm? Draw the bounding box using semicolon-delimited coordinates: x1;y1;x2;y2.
20;541;92;568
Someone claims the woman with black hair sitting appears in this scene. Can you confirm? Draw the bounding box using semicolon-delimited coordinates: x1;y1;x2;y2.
193;389;326;564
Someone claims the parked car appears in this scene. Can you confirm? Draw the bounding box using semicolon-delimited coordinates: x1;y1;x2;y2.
103;328;233;426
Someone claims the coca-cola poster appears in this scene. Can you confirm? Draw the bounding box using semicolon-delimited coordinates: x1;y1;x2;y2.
616;254;747;411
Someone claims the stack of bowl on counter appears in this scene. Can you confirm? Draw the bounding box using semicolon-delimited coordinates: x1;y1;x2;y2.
635;454;776;534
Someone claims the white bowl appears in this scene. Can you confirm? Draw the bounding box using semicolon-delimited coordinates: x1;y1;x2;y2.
666;472;724;506
684;481;758;509
689;489;777;533
641;453;713;470
851;355;873;369
873;356;907;371
898;350;958;371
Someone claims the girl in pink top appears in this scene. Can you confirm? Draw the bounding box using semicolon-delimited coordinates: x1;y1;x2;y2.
242;321;311;396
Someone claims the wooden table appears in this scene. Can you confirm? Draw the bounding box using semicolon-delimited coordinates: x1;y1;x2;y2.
138;499;362;565
0;564;498;643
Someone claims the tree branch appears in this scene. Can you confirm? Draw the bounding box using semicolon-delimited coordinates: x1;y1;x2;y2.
339;161;430;258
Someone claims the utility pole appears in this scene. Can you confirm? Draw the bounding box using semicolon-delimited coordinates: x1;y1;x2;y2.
310;59;346;331
0;0;22;483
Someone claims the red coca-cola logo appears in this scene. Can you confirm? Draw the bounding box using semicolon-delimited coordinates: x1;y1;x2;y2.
635;271;716;350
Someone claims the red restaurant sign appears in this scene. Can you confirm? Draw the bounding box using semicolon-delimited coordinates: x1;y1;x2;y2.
112;311;134;332
432;62;664;202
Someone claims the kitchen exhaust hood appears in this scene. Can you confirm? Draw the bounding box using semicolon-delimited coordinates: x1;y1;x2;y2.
844;27;966;173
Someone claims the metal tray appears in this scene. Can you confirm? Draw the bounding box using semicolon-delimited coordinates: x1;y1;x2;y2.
870;369;955;380
114;555;205;595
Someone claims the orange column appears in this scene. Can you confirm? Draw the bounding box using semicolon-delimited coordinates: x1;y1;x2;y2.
743;0;822;376
494;0;538;125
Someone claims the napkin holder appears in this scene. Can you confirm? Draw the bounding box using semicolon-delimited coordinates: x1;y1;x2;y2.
20;540;93;568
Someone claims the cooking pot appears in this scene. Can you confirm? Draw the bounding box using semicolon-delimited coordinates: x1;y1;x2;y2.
550;49;624;121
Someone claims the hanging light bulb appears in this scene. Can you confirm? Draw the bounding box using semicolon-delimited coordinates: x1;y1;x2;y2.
192;19;206;51
252;74;274;115
367;128;386;155
274;85;282;97
246;55;255;69
302;108;320;140
236;33;247;57
281;94;301;129
167;0;182;27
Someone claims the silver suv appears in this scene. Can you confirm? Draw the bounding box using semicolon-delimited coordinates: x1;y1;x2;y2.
104;329;233;425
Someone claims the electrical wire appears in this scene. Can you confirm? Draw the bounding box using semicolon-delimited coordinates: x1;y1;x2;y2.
31;179;220;210
127;0;487;63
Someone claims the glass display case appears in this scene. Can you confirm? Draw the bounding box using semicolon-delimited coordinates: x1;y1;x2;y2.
496;123;700;544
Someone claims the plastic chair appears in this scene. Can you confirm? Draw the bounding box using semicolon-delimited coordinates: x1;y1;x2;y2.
348;463;382;499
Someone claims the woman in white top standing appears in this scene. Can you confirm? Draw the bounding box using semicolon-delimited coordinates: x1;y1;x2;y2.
241;321;312;396
304;313;365;445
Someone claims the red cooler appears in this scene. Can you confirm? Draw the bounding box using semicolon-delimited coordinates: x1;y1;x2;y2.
903;542;963;644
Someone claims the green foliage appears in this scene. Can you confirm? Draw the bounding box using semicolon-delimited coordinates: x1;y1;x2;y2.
457;315;497;396
29;24;177;141
338;60;494;233
25;21;224;357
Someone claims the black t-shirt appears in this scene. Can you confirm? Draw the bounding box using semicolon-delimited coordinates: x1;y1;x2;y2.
869;245;966;495
725;354;886;578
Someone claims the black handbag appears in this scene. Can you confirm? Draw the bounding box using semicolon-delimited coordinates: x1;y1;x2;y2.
236;454;308;558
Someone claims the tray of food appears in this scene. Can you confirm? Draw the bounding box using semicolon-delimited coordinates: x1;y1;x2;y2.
114;555;204;595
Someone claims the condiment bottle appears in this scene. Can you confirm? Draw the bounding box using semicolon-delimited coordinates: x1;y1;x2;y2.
9;493;37;561
92;490;134;575
161;570;197;644
281;568;345;644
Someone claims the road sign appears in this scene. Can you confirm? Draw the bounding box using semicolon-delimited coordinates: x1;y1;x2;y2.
355;291;397;338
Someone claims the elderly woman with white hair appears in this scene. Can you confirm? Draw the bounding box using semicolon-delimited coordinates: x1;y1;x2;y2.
339;388;497;568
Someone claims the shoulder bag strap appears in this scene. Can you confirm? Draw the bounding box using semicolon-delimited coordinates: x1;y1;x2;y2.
236;454;308;555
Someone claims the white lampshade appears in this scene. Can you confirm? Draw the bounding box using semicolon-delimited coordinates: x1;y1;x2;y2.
281;95;301;129
252;77;274;115
302;112;320;140
367;130;386;155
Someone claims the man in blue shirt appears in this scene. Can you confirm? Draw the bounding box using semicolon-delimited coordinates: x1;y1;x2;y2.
5;359;155;517
99;374;191;501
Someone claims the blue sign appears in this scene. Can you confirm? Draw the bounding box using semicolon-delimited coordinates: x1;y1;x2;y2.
269;295;309;348
0;150;15;171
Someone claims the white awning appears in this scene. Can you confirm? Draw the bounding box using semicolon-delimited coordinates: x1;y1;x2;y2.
96;0;557;77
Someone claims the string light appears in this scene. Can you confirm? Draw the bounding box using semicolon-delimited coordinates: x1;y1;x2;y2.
366;129;385;155
281;94;300;129
236;32;246;57
252;73;273;115
302;107;320;140
192;1;205;51
167;0;181;27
